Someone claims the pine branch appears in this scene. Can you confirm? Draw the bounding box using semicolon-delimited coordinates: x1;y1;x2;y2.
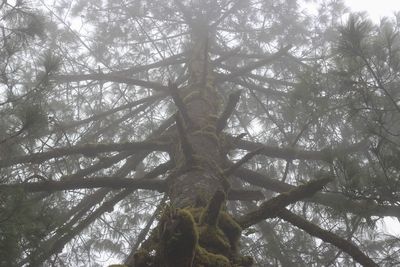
172;0;194;26
238;177;332;228
125;195;168;265
142;160;174;179
223;147;263;176
56;93;164;131
54;73;168;91
0;177;166;192
19;117;176;266
20;187;136;266
212;46;241;65
231;136;369;162
216;90;241;132
0;141;169;168
216;45;292;82
61;152;131;180
113;53;186;76
211;0;242;28
277;209;379;267
234;167;400;219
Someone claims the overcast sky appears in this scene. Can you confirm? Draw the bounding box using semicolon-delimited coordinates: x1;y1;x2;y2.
345;0;400;21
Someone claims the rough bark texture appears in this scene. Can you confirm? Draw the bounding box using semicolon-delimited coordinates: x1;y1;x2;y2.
125;19;254;267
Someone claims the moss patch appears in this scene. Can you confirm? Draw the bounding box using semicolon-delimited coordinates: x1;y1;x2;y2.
131;201;252;267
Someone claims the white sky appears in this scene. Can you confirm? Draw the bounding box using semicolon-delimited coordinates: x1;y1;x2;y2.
345;0;400;21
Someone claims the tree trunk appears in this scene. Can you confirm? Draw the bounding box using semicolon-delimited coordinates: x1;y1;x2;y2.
129;19;253;267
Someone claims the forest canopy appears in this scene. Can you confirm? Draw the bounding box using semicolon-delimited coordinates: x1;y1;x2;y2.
1;0;400;266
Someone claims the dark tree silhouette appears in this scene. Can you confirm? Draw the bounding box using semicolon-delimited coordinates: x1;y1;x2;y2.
1;0;400;266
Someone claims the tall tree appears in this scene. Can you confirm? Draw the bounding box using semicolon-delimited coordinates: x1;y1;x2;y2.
1;0;400;266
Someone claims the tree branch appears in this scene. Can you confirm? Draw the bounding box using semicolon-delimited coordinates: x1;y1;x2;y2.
0;141;169;168
21;187;138;266
277;209;379;267
53;73;168;91
238;177;331;228
223;147;263;176
216;45;292;82
234;168;400;219
231;136;368;162
0;177;166;192
55;93;164;131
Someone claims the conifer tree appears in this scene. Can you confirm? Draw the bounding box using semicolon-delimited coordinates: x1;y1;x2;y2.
1;0;400;266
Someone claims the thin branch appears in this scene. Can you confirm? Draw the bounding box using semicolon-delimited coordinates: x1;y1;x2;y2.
112;53;185;76
55;93;165;131
142;160;174;179
231;136;369;163
277;209;379;267
20;119;175;266
172;0;194;26
53;73;168;91
125;195;168;265
216;45;292;82
223;147;263;176
0;141;169;168
0;178;166;192
21;187;139;266
234;168;400;219
211;46;241;65
211;0;242;28
60;152;130;180
238;177;332;228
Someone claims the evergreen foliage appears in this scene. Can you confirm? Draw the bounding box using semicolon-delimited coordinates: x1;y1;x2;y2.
1;0;400;266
